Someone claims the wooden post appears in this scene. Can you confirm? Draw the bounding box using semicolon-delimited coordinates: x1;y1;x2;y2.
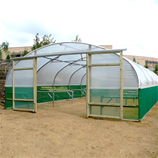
86;45;91;117
12;60;15;109
33;58;37;112
120;51;123;119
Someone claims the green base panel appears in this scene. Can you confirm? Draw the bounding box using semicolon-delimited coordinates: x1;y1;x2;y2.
89;89;139;120
5;85;86;109
37;85;86;103
89;87;158;120
5;87;33;109
139;86;158;120
5;86;158;121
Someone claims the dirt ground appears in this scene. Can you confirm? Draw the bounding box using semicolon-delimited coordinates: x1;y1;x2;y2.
0;98;158;158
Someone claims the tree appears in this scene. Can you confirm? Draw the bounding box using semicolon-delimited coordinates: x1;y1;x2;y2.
1;41;9;52
6;54;10;60
154;64;158;75
0;41;10;59
42;34;56;46
144;60;148;68
32;33;56;51
22;50;29;56
133;57;136;63
72;35;82;42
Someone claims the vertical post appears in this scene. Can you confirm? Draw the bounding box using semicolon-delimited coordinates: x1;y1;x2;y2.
33;58;37;112
12;60;15;109
86;45;91;117
120;51;123;119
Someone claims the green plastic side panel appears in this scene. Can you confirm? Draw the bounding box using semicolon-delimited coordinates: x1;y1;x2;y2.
90;106;120;117
90;89;139;119
5;85;86;109
37;85;86;103
139;86;158;120
5;87;33;109
14;101;34;110
123;107;139;120
15;87;33;99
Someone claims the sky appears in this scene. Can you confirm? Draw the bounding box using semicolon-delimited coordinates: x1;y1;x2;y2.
0;0;158;58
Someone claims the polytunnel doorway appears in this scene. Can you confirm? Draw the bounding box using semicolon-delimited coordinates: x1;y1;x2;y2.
37;56;87;107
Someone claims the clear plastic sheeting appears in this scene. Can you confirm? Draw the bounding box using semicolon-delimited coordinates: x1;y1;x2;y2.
37;54;86;86
5;42;158;90
54;65;83;85
124;58;158;88
91;54;120;64
91;66;120;88
70;68;86;85
14;70;33;87
28;42;105;57
14;59;33;69
90;54;138;89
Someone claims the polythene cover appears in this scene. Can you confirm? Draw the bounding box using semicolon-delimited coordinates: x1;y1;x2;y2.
5;42;104;87
5;42;158;89
90;54;138;89
124;58;158;88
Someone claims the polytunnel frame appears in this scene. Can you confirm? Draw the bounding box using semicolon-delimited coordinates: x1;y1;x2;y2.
10;48;126;116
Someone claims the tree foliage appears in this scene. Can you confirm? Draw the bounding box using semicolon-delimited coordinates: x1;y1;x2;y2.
144;60;148;68
1;41;9;52
154;64;158;75
6;54;10;60
72;35;82;42
22;50;29;56
133;57;136;63
32;33;56;51
0;41;10;59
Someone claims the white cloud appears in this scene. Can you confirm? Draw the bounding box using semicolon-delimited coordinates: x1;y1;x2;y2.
0;0;158;58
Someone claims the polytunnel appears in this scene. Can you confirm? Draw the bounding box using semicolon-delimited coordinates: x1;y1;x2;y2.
5;42;158;121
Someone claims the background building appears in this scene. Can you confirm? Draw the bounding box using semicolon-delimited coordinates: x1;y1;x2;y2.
124;55;158;71
1;46;32;59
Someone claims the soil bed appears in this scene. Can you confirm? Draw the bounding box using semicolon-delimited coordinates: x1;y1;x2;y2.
0;98;158;158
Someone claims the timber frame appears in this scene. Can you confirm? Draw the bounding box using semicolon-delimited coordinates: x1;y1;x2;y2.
11;48;126;114
86;51;124;119
12;57;37;112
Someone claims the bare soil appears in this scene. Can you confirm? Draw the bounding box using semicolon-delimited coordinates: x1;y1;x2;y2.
0;98;158;158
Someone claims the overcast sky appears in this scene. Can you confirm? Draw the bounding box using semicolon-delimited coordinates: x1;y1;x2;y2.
0;0;158;58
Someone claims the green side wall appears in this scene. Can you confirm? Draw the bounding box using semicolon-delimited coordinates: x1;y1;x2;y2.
5;87;33;109
90;89;139;120
139;86;158;120
5;86;158;121
37;85;86;103
90;87;158;120
5;85;86;109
